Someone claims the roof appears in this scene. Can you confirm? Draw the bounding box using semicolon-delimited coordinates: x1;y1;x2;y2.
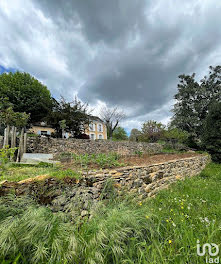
89;115;104;123
31;122;53;128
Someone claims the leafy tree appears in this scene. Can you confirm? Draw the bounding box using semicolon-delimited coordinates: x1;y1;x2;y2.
112;127;128;141
100;106;125;139
164;128;189;144
0;71;52;123
48;97;90;138
201;102;221;163
140;120;165;143
129;129;142;142
171;65;221;142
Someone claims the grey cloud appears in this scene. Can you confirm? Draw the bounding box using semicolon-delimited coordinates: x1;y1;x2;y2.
0;0;221;132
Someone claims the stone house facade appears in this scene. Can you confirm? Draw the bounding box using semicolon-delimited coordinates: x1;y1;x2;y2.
28;116;107;140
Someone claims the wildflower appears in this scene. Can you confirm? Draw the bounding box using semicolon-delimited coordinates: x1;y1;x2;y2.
166;219;169;223
172;222;176;227
181;206;184;210
170;209;173;212
145;215;150;219
159;208;162;211
169;240;172;244
187;206;190;210
139;202;142;206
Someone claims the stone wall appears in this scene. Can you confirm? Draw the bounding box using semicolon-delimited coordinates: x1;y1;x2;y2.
82;154;210;199
0;154;210;219
26;137;163;155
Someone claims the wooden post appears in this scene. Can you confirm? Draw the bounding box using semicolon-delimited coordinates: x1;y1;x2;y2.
14;127;17;148
24;132;27;153
11;126;16;148
3;125;10;148
16;128;24;162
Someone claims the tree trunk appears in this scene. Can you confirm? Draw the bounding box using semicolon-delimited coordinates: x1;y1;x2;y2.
3;125;10;148
62;129;65;139
16;128;24;162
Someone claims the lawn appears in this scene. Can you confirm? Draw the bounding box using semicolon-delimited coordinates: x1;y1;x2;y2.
0;162;220;263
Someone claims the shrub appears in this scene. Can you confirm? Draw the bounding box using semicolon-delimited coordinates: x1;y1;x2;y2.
72;153;123;169
201;102;221;163
0;146;17;171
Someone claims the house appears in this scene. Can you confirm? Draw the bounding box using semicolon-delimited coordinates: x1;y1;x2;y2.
28;122;56;136
85;116;107;140
29;117;107;140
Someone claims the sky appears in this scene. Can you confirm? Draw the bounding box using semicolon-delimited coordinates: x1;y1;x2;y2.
0;0;221;133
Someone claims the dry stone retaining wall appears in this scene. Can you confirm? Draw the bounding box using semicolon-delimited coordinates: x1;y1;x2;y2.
26;137;163;155
82;154;210;198
0;154;210;219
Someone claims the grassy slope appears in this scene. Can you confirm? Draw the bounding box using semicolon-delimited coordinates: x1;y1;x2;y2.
0;163;220;263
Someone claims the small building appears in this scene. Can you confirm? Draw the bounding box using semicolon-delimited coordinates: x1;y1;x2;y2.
28;122;56;136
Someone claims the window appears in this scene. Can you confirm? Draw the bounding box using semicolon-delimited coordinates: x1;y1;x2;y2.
98;123;103;132
98;134;103;139
89;123;95;131
90;133;95;140
41;131;48;135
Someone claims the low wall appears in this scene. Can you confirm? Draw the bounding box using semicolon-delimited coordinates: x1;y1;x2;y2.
26;137;163;155
82;154;210;198
0;154;210;218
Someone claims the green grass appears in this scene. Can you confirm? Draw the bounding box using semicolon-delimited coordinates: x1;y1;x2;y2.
0;163;220;263
0;166;55;182
71;152;125;169
0;164;81;182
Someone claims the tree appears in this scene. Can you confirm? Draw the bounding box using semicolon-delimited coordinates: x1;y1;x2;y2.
171;65;221;142
100;106;125;139
59;120;67;139
201;102;221;163
140;120;165;143
48;97;90;138
164;127;189;144
0;71;52;123
112;127;128;141
129;129;142;142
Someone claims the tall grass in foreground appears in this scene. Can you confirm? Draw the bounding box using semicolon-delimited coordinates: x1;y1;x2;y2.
0;163;221;263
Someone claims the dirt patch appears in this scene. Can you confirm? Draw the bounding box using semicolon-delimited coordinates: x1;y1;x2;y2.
119;152;201;166
61;152;201;170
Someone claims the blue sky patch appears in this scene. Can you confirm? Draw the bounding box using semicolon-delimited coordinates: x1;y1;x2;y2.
0;65;17;74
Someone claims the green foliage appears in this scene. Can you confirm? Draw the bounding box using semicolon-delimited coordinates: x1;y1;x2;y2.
171;65;221;143
140;120;165;142
0;163;221;263
49;169;81;180
1;165;56;182
164;128;189;144
0;103;29;128
48;97;90;138
201;102;221;163
112;127;128;141
72;153;123;169
129;128;142;141
0;197;76;264
134;150;143;157
1;163;221;263
0;146;17;171
0;72;52;123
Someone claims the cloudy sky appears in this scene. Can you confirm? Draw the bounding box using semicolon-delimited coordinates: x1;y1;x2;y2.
0;0;221;133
